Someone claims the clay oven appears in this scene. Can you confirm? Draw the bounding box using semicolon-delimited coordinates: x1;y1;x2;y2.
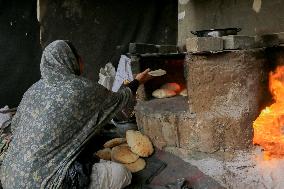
133;47;272;156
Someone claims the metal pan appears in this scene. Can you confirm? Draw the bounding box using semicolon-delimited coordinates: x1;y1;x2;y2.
191;28;242;37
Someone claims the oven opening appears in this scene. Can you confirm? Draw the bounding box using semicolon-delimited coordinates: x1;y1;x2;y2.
137;53;186;100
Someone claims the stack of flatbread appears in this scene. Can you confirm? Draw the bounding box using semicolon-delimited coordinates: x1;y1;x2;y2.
95;130;154;173
152;82;187;98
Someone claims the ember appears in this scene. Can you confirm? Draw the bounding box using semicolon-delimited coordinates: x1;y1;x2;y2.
253;66;284;158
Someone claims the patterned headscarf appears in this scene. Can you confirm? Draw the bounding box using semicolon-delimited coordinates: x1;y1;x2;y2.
40;40;80;82
0;40;132;189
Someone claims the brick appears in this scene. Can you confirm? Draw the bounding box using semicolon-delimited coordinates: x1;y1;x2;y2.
129;43;158;54
186;37;223;53
222;35;255;50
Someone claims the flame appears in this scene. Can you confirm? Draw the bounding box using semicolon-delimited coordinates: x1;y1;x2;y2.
253;66;284;157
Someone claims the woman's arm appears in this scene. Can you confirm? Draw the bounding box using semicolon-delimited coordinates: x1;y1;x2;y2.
126;68;153;94
126;79;139;94
95;69;152;126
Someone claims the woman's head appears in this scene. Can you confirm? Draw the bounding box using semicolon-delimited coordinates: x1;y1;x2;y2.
40;40;83;82
64;40;84;75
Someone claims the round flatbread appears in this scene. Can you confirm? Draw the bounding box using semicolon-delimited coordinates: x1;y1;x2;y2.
103;138;126;148
152;89;176;99
160;83;181;93
95;148;111;160
123;158;146;173
119;143;129;147
148;69;166;77
126;130;154;157
179;89;187;97
111;146;139;164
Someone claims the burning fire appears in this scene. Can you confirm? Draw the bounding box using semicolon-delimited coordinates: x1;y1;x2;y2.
253;66;284;157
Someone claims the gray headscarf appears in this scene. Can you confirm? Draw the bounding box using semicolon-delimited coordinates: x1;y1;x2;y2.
0;40;133;189
40;40;80;82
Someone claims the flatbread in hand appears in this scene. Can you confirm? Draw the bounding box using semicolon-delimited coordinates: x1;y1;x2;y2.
148;69;166;77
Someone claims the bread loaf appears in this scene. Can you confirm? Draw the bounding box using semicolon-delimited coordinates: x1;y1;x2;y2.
152;89;176;99
126;130;154;157
111;145;139;164
103;138;126;148
160;83;181;93
123;158;146;173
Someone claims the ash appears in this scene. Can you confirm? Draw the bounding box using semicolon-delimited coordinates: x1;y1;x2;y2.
184;147;284;189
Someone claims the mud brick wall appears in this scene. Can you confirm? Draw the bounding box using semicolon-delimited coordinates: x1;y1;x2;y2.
186;50;270;152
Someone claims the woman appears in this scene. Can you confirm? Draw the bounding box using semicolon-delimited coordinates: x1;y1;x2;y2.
0;40;152;189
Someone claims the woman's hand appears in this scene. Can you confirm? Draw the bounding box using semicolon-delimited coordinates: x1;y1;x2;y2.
135;68;153;84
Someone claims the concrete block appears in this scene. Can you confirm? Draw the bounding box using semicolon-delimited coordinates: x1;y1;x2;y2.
255;34;279;48
156;45;177;54
223;35;255;50
274;32;284;44
129;43;158;54
129;55;140;74
186;37;223;53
